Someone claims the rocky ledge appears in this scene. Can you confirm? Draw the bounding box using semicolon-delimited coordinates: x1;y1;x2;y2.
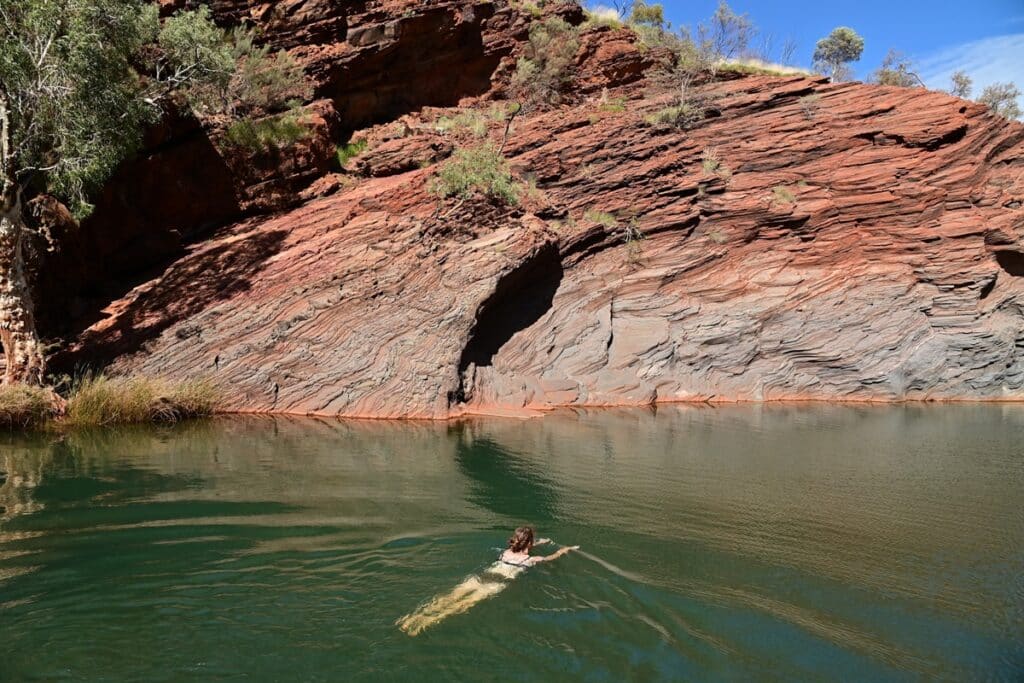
50;2;1024;417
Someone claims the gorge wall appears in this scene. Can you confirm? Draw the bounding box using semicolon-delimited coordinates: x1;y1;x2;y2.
44;1;1024;417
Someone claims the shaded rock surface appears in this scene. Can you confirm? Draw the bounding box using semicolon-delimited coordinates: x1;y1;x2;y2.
36;0;587;335
64;65;1024;415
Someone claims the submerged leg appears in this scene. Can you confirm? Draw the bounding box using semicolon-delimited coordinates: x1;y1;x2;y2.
397;575;508;636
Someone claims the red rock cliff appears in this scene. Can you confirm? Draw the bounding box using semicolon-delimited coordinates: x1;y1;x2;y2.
50;2;1024;417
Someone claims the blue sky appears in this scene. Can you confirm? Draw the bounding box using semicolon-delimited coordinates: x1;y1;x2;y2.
587;0;1024;97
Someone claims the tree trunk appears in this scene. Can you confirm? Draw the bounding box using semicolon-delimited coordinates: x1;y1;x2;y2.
0;195;45;385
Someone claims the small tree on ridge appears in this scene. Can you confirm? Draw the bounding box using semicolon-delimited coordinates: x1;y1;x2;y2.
949;71;972;99
978;82;1022;120
813;27;864;82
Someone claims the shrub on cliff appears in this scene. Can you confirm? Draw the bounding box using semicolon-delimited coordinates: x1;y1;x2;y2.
583;8;623;30
630;1;666;29
978;82;1022;121
157;7;310;117
872;50;921;88
335;138;369;168
224;110;309;152
949;72;972;99
430;145;519;205
0;1;310;386
512;17;580;106
645;103;704;129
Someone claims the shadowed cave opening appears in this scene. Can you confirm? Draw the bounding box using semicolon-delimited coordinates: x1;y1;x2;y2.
995;250;1024;277
451;243;564;403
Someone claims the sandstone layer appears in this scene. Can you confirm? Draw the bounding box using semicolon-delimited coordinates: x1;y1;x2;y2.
59;69;1024;417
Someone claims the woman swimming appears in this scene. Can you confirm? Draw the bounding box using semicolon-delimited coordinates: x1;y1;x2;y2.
396;526;578;636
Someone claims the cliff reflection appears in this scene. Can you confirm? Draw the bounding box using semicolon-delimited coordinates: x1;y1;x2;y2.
3;406;1023;625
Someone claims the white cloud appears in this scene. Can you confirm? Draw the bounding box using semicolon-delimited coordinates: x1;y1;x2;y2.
916;33;1024;103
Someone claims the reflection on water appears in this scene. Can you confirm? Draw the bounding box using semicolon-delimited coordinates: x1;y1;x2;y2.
1;406;1023;681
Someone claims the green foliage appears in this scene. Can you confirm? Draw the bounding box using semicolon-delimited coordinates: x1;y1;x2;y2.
231;35;310;114
431;145;519;205
224;112;308;152
435;110;490;137
644;102;704;129
583;209;644;261
66;374;219;426
584;209;618;228
630;1;666;28
978;82;1022;120
513;1;544;19
335;139;368;167
512;17;580;106
489;102;516;122
872;50;918;87
0;0;160;217
598;96;628;113
157;6;235;111
716;60;806;77
701;148;720;174
638;1;802;81
949;71;972;99
583;9;624;30
0;1;310;218
159;8;310;116
700;147;732;182
812;27;864;81
0;384;52;429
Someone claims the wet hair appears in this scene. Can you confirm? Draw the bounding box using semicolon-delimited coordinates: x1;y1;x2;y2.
508;526;535;553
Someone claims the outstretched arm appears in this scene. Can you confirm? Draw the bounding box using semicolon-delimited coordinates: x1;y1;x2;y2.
536;545;579;562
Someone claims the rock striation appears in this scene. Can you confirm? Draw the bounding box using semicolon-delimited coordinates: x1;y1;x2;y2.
41;2;1024;417
36;0;581;335
63;82;1024;414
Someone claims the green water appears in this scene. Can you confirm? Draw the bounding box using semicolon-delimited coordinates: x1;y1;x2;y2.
1;406;1022;681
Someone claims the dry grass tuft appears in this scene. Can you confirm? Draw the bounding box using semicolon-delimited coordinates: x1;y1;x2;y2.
66;375;219;427
0;384;53;430
717;58;812;77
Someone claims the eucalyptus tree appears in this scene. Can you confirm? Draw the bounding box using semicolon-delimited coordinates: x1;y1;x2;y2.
813;27;864;81
0;1;305;384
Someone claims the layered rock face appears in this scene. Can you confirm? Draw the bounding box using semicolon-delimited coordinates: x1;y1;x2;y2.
37;0;580;334
64;58;1024;416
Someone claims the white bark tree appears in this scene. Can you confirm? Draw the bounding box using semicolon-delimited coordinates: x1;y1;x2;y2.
0;1;307;384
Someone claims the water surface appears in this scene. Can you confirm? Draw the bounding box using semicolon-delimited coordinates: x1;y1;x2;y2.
1;405;1022;681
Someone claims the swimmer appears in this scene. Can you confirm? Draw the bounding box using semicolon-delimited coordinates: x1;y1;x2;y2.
396;526;579;636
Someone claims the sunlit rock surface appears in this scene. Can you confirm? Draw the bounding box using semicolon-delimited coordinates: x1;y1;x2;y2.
48;2;1024;416
66;69;1024;417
